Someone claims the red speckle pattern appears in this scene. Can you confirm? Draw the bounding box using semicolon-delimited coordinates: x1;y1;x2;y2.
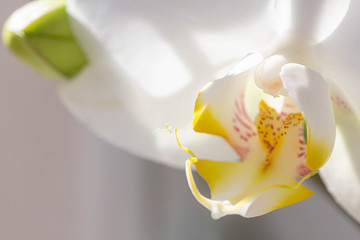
229;96;313;181
296;123;311;178
331;93;352;113
232;94;257;159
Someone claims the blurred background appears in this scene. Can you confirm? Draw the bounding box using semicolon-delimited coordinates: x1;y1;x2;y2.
1;1;360;239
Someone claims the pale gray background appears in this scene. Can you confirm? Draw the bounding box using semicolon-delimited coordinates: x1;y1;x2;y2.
1;1;360;239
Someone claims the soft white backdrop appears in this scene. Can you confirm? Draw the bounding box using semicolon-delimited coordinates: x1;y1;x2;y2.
1;1;360;239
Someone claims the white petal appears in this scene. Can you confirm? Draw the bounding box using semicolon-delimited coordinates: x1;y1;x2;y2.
280;63;335;170
314;0;360;114
320;88;360;223
67;0;277;70
58;46;237;168
59;0;277;166
274;0;350;43
193;54;264;159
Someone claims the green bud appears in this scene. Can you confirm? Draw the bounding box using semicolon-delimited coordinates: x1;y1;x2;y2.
2;0;88;79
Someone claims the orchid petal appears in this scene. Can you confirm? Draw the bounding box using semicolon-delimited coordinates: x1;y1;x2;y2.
320;88;360;223
193;53;263;159
57;0;278;166
58;46;237;167
275;0;351;43
280;63;335;170
314;0;360;115
67;0;276;71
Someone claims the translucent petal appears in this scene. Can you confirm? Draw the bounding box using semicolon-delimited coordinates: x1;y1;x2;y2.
280;63;335;170
193;54;262;159
314;0;360;115
58;44;236;168
320;88;360;223
60;0;277;166
274;0;350;43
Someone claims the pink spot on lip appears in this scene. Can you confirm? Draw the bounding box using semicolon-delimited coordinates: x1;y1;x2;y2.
297;164;312;177
297;152;306;158
235;112;252;130
235;95;253;123
235;99;244;115
234;145;250;160
240;135;248;142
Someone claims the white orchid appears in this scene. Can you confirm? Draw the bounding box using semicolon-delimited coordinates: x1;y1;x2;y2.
180;0;360;220
3;0;360;222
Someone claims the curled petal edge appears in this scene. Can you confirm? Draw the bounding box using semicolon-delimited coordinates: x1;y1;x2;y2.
185;157;315;219
171;127;315;219
280;63;335;170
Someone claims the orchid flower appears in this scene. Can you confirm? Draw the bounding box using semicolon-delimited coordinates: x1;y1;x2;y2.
185;53;334;218
3;0;360;222
181;0;360;220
